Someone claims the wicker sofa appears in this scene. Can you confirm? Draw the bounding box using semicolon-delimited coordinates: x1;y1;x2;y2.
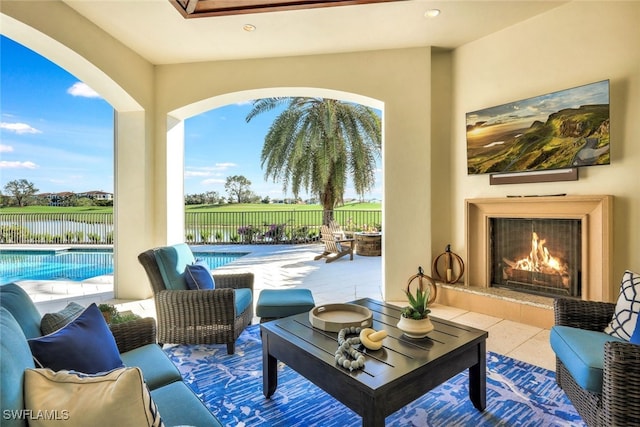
551;298;640;426
0;283;222;426
138;243;254;354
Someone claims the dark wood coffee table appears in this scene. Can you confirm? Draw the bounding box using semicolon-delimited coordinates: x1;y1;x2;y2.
261;298;488;427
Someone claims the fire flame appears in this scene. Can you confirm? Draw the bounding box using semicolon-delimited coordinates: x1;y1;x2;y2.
512;232;566;275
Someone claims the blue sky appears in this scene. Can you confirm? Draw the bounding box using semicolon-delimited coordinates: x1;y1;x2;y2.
0;35;381;201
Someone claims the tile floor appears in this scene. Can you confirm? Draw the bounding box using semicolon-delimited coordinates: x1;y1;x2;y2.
16;243;556;371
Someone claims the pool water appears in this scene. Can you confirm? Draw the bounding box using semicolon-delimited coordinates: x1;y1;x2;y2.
0;249;247;284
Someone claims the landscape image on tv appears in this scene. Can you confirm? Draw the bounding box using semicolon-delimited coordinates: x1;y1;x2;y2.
466;80;610;175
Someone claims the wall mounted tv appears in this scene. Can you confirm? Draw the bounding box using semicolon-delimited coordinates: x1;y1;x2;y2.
466;80;610;175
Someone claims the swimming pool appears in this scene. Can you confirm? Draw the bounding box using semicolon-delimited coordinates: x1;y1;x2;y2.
0;249;247;283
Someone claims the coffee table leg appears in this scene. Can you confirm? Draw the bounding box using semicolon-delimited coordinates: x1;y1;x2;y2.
361;402;385;427
469;340;487;411
262;333;278;398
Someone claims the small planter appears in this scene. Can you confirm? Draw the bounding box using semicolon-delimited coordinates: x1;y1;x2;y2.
397;316;434;339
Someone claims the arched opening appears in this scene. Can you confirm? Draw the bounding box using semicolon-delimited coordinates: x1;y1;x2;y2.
181;95;383;244
1;13;150;300
168;88;384;238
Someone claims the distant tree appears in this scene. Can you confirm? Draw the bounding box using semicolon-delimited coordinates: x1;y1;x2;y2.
246;97;381;224
3;179;39;207
74;197;95;207
225;175;252;203
203;191;221;205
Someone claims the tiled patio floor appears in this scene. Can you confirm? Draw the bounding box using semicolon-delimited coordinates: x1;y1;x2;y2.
14;243;555;371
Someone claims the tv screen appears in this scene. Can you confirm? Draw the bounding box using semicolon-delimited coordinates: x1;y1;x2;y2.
466;80;610;175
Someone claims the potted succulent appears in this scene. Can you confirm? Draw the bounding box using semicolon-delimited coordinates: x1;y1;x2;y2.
397;266;436;338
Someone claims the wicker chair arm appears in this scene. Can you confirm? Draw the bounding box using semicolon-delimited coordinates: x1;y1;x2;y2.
554;298;615;331
212;272;254;292
601;341;640;424
155;288;239;325
109;317;157;353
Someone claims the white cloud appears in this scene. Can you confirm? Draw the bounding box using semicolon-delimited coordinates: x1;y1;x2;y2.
0;160;38;169
213;162;237;170
185;163;238;178
202;178;226;185
67;82;101;98
0;122;41;134
185;170;211;178
0;144;14;153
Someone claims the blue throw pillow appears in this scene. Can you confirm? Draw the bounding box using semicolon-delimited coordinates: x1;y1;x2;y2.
28;303;124;374
631;313;640;344
185;260;215;290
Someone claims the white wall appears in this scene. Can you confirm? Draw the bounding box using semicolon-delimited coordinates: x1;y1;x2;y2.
443;2;640;292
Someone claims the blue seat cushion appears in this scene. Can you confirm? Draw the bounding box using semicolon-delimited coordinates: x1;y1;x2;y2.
0;283;43;339
154;243;195;290
235;288;253;315
1;307;36;427
550;325;627;393
120;344;182;390
256;289;315;318
150;381;222;427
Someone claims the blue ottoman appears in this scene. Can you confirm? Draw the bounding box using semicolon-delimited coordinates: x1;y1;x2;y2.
256;289;315;322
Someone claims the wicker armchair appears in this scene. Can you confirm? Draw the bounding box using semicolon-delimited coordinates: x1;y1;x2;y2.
138;245;254;354
553;298;640;426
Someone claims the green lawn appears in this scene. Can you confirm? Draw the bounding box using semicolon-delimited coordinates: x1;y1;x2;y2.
0;202;381;214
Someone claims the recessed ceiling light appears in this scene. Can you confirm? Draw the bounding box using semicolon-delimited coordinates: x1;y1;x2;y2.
243;24;256;32
424;9;440;18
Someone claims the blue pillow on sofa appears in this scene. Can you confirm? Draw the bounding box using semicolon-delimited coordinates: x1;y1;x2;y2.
631;314;640;344
185;260;215;290
28;303;124;374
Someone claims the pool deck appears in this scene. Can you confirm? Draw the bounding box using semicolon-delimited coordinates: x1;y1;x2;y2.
3;243;555;371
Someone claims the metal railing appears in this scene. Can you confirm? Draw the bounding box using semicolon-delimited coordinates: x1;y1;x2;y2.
0;210;381;245
0;213;114;244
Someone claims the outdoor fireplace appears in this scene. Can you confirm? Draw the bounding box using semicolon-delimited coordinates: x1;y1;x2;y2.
490;218;581;297
465;195;613;302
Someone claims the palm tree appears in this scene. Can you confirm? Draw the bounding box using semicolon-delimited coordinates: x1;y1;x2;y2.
246;97;381;224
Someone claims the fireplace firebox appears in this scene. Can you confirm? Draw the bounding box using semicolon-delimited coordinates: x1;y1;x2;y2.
490;218;582;297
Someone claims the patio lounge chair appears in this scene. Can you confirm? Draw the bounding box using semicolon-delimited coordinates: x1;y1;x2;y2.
138;243;254;354
314;225;354;263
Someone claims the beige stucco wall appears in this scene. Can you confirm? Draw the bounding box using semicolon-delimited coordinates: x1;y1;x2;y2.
438;1;640;297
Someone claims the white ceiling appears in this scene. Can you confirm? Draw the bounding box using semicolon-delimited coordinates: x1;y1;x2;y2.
63;0;567;65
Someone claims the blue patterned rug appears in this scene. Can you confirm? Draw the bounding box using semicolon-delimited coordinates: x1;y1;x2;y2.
164;325;584;427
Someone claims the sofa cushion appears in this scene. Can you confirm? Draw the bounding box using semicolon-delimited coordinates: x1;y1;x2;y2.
154;244;195;290
40;302;84;335
28;303;124;374
235;288;253;315
150;380;222;427
0;283;43;339
185;260;215;290
0;307;36;427
604;270;640;340
24;367;164;427
550;325;627;393
120;344;182;390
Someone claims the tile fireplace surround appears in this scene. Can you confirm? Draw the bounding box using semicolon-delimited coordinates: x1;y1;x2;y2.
437;195;612;329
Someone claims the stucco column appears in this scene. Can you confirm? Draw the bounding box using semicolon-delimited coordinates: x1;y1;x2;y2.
113;110;154;300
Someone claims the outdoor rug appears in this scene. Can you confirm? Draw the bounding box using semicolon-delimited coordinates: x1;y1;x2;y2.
164;325;584;427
